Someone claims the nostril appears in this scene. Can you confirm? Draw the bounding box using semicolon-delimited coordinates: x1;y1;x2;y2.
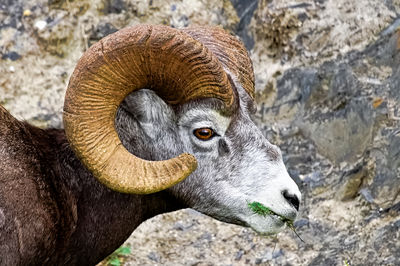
282;190;300;211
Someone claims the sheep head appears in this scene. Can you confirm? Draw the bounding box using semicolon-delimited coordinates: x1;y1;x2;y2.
64;25;235;194
63;24;301;235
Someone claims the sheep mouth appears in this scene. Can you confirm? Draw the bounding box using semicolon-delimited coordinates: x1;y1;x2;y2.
247;201;305;242
247;201;293;225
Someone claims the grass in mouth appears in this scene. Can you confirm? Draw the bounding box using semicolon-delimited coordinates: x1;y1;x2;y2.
247;201;304;243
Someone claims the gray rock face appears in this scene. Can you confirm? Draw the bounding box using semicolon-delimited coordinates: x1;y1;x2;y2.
230;0;258;50
264;29;400;208
262;24;400;265
0;0;399;265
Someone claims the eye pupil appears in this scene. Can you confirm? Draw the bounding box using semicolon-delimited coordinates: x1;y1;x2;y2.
194;128;215;140
198;129;211;136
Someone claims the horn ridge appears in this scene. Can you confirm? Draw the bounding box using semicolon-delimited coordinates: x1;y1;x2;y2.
182;26;255;100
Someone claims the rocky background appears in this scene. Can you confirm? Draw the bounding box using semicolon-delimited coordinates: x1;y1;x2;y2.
1;0;399;265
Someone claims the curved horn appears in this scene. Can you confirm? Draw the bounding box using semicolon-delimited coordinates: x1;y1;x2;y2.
63;25;234;194
182;26;255;100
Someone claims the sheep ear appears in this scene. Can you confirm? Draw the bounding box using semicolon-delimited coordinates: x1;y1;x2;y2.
121;90;175;124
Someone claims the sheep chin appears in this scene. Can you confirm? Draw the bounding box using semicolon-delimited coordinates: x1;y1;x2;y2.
245;214;287;236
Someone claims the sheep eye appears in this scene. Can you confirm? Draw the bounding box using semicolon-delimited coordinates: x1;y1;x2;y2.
193;128;215;141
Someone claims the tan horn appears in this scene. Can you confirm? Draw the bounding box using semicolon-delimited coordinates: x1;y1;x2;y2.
63;25;234;194
182;26;255;100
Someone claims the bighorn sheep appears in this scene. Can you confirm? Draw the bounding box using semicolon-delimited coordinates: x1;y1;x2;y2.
0;25;301;265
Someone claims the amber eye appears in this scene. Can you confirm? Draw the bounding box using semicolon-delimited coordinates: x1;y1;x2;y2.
193;128;215;141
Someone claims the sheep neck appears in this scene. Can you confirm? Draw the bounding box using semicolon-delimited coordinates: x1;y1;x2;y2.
43;128;185;264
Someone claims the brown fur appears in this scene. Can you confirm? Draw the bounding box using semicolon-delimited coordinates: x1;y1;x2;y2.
0;105;183;265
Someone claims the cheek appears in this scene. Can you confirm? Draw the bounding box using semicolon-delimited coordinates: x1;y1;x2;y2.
178;129;193;152
169;171;214;208
152;133;185;160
